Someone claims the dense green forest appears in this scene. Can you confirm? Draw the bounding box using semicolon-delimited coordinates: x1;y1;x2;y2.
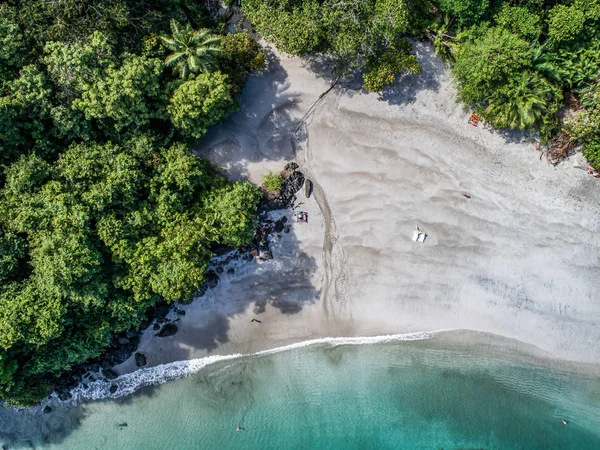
244;0;600;162
0;0;264;405
2;0;600;406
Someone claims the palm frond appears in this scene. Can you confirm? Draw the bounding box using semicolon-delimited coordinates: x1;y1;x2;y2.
165;52;185;67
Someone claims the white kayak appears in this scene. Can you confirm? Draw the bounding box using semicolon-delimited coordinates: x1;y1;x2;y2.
413;226;427;243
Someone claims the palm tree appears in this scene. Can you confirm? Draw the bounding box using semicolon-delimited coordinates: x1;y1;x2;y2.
487;73;552;130
160;20;221;79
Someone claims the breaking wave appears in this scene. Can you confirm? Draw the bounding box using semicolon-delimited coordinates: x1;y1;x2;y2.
65;330;445;404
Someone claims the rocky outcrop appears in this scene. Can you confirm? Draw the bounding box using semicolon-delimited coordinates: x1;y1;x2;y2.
135;352;147;367
157;323;178;338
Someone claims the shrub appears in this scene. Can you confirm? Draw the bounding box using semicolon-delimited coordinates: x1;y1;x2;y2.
495;5;541;41
547;5;585;43
262;172;283;192
438;0;489;26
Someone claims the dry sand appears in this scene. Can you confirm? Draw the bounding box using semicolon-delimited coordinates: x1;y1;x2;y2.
117;42;600;375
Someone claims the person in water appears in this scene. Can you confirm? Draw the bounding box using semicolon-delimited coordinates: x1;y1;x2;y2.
562;419;568;425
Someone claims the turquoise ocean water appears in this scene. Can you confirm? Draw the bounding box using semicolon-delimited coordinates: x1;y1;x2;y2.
3;336;600;449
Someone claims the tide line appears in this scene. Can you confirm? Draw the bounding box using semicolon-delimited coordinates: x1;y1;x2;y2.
65;330;450;404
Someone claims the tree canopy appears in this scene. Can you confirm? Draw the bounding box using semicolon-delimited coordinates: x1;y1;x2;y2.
0;0;264;405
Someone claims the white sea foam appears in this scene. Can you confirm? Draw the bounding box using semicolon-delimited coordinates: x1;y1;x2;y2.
65;330;446;404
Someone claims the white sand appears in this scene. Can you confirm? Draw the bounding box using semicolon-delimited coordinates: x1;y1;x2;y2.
117;42;600;375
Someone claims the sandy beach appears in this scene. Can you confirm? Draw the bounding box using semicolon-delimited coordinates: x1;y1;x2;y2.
117;41;600;377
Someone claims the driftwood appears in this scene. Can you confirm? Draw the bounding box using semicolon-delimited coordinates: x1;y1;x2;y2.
546;130;576;166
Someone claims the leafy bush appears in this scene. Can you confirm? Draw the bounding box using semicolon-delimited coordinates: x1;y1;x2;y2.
495;5;541;40
363;38;421;92
218;32;265;96
262;172;283;192
547;5;585;43
167;72;236;139
452;27;531;104
438;0;489;26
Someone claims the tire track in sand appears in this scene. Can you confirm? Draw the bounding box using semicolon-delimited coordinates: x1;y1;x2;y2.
290;92;351;320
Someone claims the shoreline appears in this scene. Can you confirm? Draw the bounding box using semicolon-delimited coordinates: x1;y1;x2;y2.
9;39;600;409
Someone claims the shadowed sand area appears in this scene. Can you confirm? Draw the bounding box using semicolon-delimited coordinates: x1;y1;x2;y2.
111;41;600;378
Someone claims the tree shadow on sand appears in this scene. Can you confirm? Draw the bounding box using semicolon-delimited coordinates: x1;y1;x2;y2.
194;47;301;181
299;40;443;106
154;225;320;356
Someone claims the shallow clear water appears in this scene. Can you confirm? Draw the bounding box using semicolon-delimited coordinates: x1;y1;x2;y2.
4;339;600;449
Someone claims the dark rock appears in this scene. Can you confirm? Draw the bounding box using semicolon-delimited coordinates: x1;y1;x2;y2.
249;247;259;257
305;179;313;198
109;385;118;394
274;220;284;233
111;347;133;365
287;171;305;194
259;240;269;251
215;266;224;274
135;352;147;367
153;323;161;331
43;406;52;414
261;250;273;260
57;390;72;401
157;323;178;338
239;246;248;253
71;373;82;383
281;216;288;223
153;303;170;321
103;369;118;380
206;270;219;288
227;268;234;275
195;284;208;298
89;376;96;382
101;359;113;370
126;329;138;339
128;335;140;348
177;309;186;316
284;225;291;233
118;337;130;346
118;422;128;427
86;363;101;373
178;296;194;305
284;162;299;171
138;320;150;331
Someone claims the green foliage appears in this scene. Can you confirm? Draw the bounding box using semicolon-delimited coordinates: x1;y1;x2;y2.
72;55;164;130
243;0;325;55
438;0;489;26
495;5;541;41
0;0;263;404
547;5;585;43
485;72;558;131
218;32;265;96
0;12;25;80
567;81;600;167
363;38;421;92
262;172;283;192
452;27;531;105
243;0;412;75
160;20;222;80
167;72;236;139
0;139;261;403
